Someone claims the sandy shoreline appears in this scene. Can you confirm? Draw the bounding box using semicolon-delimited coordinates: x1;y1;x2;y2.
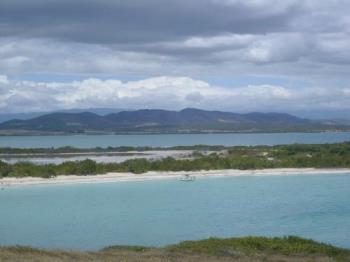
1;168;350;187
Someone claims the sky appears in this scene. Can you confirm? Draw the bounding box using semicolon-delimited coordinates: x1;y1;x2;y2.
1;0;350;119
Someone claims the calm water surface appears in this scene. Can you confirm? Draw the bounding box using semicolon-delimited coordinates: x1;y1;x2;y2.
0;174;349;250
1;132;350;148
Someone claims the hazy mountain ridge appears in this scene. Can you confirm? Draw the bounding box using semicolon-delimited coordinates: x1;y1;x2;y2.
0;108;127;124
0;108;347;134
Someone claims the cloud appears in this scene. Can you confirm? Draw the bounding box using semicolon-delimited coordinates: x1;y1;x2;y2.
0;0;350;118
0;0;297;43
0;0;349;82
243;33;310;64
0;75;9;85
1;32;350;81
1;75;349;118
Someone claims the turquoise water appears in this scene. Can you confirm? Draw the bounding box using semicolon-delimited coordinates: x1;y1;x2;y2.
1;174;350;250
1;132;350;148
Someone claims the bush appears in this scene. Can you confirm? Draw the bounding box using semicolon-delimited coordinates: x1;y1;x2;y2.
77;159;97;175
0;160;11;177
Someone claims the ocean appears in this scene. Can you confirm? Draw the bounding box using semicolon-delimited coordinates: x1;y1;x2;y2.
1;174;349;250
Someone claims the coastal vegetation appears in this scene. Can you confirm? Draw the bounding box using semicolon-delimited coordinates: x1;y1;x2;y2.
1;142;350;178
0;146;158;154
1;236;349;261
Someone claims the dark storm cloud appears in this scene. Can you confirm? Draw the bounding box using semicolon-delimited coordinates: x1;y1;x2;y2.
0;0;301;44
0;0;350;84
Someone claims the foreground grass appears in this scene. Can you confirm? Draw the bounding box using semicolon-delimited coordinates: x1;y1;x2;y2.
1;236;350;262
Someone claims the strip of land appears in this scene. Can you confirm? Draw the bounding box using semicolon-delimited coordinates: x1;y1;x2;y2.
1;168;350;187
2;142;350;180
0;150;191;165
1;236;350;262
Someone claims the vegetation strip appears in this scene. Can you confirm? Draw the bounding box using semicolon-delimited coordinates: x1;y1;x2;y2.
1;236;349;262
1;142;350;178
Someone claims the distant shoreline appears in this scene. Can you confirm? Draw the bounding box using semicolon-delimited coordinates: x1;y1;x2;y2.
1;168;350;188
1;130;350;136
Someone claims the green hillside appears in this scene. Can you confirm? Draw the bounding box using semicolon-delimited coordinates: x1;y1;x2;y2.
1;236;349;262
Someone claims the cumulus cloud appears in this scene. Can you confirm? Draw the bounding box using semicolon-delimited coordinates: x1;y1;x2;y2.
0;75;349;118
0;0;350;117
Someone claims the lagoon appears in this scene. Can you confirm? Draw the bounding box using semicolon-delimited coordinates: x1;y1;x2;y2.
0;174;349;250
1;132;350;148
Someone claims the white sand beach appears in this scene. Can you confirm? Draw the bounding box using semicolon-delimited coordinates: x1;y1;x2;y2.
1;168;350;187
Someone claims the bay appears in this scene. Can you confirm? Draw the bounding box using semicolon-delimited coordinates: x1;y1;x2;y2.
0;174;349;250
1;132;350;148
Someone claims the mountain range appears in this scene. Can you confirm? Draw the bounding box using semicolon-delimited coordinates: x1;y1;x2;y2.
0;108;126;123
0;108;348;134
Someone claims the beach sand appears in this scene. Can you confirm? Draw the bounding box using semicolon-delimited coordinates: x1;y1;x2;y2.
1;168;350;187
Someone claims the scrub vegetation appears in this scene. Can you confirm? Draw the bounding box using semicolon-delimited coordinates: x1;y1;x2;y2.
1;236;349;262
1;142;350;178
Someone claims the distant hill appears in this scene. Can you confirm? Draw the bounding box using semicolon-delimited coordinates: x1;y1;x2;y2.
0;108;348;134
0;108;126;123
105;108;307;126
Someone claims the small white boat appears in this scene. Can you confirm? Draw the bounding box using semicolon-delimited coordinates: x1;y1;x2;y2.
180;174;195;182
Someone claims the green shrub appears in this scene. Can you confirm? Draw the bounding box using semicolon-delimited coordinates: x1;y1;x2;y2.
0;160;11;177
